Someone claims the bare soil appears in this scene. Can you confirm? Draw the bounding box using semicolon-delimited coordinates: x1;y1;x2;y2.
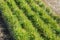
0;14;13;40
43;0;60;16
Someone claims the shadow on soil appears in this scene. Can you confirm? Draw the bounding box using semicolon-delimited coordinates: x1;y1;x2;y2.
0;12;14;40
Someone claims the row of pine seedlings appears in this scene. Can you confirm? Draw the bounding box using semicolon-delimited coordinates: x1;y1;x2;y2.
0;0;60;40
